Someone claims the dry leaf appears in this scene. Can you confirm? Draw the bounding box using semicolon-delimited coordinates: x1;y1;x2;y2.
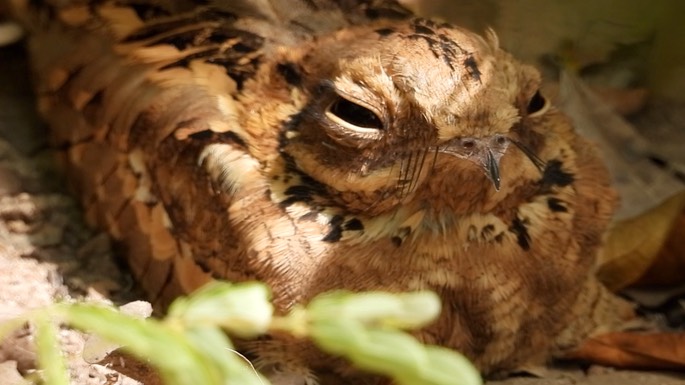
558;70;685;221
556;70;685;293
634;208;685;287
567;332;685;370
597;192;685;291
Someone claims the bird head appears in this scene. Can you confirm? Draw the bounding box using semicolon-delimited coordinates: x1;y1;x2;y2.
275;18;549;215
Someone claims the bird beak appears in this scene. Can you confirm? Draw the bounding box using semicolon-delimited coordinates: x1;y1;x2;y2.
484;149;501;190
438;136;510;191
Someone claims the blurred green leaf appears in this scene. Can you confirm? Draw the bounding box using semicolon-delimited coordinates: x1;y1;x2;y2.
311;319;481;385
185;326;268;385
307;290;441;329
57;303;223;385
3;283;479;385
0;314;29;343
168;281;273;338
35;315;69;385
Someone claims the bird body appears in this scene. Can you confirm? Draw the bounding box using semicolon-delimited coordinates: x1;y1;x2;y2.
9;0;633;381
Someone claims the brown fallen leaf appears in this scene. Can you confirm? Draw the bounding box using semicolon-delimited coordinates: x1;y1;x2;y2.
633;207;685;288
567;332;685;370
597;192;685;291
556;68;685;300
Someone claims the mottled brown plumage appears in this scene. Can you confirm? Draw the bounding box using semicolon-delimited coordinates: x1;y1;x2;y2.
9;0;634;383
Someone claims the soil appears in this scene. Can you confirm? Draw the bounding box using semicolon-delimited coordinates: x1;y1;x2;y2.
0;36;684;385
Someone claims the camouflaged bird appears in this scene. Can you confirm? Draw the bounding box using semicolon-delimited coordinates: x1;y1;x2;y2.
10;0;635;382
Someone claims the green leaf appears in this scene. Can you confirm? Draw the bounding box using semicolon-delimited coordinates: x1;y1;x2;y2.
311;320;423;374
310;319;481;385
0;314;29;343
168;281;273;338
17;284;478;385
184;326;269;385
420;345;482;385
57;303;222;385
307;291;441;329
35;315;69;385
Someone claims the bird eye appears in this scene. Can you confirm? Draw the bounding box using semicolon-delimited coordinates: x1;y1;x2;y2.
526;90;548;117
326;97;383;131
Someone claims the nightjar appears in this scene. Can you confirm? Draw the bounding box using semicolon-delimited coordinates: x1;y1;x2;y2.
8;0;634;383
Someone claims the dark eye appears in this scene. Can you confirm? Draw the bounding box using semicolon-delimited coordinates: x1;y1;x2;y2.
526;90;548;116
327;97;383;130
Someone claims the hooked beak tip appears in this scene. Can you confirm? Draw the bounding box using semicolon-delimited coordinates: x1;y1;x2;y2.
490;175;501;191
437;136;508;191
485;149;501;191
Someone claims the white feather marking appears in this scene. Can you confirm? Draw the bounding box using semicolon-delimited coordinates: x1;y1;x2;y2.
199;143;260;194
128;149;157;204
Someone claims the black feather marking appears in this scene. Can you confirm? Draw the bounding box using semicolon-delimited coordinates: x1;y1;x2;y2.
278;112;304;149
276;62;303;86
280;185;315;207
122;8;238;42
298;211;319;222
195;259;212;274
158;48;220;69
480;224;495;239
181;126;248;149
547;197;568;212
509;217;531;251
437;34;461;70
463;55;481;82
413;24;435;35
188;130;213;140
375;28;396;36
540;160;574;188
389;226;411;247
218;131;248;148
408;34;440;59
323;215;345;242
277;157;330;211
364;5;412;20
126;9;264;89
407;21;466;72
343;218;364;231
